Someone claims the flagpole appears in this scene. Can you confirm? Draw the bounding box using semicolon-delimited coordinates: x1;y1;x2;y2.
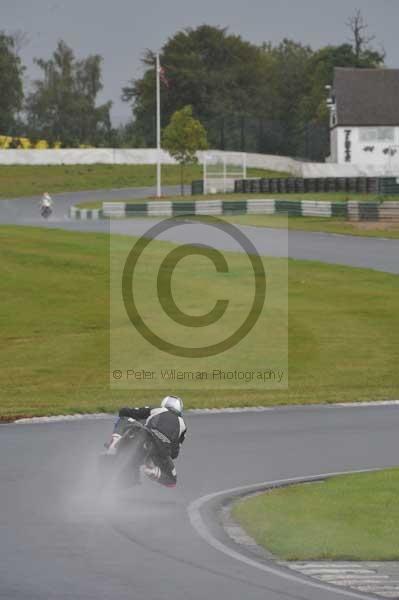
156;52;161;198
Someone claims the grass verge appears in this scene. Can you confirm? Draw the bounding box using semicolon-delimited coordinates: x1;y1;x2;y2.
0;164;285;199
232;468;399;560
1;226;398;418
227;214;399;239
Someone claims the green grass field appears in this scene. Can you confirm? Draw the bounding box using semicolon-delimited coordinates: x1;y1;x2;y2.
232;468;399;560
1;226;398;419
0;164;285;199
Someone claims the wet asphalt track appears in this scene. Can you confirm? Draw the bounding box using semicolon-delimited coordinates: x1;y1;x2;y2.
1;188;399;599
1;186;399;273
2;407;399;600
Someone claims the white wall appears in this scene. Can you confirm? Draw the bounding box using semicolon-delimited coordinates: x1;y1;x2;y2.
197;150;302;175
1;146;398;177
300;162;395;177
329;128;338;163
0;148;176;166
0;147;301;174
334;126;399;171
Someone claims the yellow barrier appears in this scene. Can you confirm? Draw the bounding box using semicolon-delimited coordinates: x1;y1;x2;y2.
0;136;92;149
0;135;62;149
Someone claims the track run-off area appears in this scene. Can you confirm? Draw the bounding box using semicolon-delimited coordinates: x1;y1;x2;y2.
1;188;399;600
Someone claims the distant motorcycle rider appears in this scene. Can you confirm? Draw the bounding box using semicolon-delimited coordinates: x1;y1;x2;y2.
105;395;187;487
40;192;53;217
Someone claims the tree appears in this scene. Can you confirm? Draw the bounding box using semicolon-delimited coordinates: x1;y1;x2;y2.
26;40;112;146
346;9;385;65
260;39;313;155
122;20;387;159
0;32;25;134
163;106;208;195
10;30;30;58
123;25;266;149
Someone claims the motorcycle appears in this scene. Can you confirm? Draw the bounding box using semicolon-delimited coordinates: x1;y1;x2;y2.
99;420;174;489
40;205;52;219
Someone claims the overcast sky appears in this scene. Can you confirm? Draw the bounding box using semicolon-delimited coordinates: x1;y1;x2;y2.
2;0;399;125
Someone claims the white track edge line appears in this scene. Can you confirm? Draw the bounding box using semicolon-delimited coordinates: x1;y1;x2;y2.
8;400;399;424
187;469;385;600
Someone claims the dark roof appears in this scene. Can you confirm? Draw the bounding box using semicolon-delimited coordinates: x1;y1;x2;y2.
333;68;399;126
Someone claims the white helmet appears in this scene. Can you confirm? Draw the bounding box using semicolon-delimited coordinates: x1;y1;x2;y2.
161;395;183;416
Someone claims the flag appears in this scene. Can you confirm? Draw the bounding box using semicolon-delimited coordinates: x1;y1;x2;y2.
159;65;170;88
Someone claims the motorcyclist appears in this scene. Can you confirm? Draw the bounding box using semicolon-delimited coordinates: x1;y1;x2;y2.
105;395;187;487
40;192;53;217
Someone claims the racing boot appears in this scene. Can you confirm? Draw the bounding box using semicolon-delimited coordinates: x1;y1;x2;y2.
104;433;122;455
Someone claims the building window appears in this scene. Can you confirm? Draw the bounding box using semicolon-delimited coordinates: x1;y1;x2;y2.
359;128;395;142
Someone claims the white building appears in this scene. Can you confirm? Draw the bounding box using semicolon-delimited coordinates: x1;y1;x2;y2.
328;68;399;171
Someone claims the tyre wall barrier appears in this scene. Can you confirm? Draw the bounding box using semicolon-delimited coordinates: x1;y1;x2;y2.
101;199;347;218
69;206;104;220
69;200;399;221
234;177;384;195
